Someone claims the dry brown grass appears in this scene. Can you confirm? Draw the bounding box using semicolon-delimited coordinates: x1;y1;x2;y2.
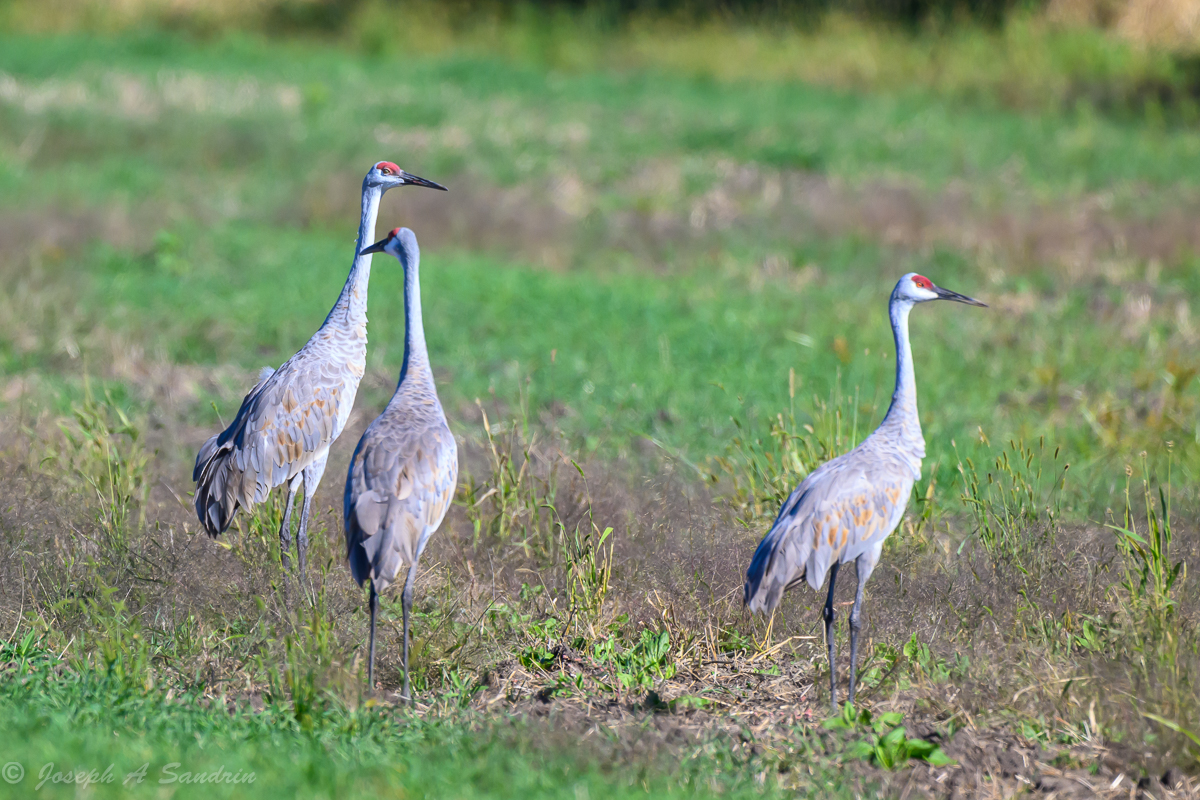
1052;0;1200;49
0;0;271;34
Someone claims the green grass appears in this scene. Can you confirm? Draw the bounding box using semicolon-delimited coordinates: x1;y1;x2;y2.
0;638;808;800
2;30;1199;508
19;213;1199;507
4;32;1200;204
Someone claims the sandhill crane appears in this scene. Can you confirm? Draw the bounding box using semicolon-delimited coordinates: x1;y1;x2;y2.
343;228;457;701
193;162;446;575
744;273;985;711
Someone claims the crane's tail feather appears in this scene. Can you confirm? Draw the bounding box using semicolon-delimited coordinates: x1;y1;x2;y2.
346;515;373;588
346;492;383;588
192;366;279;538
744;523;817;614
193;433;221;483
346;491;415;592
193;435;242;537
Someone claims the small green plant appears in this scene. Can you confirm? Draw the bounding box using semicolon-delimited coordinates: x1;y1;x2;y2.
438;667;484;707
823;705;954;770
1108;451;1186;626
518;616;563;672
551;462;614;624
462;401;559;557
518;641;559;672
956;435;1067;574
903;634;969;684
1070;615;1112;654
716;626;755;656
594;628;677;692
2;630;50;676
48;385;151;576
262;590;354;730
63;587;154;691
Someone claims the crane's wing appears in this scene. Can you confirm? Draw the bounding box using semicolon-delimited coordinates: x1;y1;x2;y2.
744;454;912;614
193;357;348;536
344;420;458;591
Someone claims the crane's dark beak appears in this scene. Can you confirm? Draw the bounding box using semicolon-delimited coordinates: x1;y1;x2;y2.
934;285;987;307
359;237;390;256
399;170;447;191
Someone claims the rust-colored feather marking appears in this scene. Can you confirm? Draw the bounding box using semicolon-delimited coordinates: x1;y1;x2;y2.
853;504;874;526
744;448;918;612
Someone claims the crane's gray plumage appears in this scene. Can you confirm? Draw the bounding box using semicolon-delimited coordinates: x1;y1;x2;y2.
343;227;457;702
744;272;985;710
193;162;446;575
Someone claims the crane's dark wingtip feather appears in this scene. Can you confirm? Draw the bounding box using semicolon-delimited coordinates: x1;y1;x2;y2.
193;440;239;538
744;524;803;616
346;520;371;588
194;485;229;538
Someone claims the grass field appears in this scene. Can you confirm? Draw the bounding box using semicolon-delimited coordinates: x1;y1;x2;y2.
1;14;1198;799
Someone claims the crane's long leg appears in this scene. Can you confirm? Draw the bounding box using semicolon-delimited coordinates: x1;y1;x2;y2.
297;455;329;578
848;559;868;706
279;484;297;572
848;547;881;707
824;561;841;713
296;491;313;576
367;580;378;691
401;557;421;707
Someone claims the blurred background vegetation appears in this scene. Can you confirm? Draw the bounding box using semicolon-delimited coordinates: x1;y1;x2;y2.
4;0;1200;120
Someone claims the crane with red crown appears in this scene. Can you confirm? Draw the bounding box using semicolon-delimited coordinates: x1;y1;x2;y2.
744;273;985;711
193;161;446;576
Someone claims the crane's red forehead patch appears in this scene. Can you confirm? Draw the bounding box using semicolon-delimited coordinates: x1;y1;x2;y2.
375;161;402;175
389;228;402;238
911;274;933;289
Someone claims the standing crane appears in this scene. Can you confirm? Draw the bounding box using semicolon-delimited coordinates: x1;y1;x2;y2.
744;273;985;711
343;228;457;702
193;162;446;575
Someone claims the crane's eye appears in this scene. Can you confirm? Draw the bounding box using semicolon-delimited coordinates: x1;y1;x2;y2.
911;275;932;289
379;166;393;175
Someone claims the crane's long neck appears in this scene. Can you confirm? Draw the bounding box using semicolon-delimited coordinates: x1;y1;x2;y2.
397;249;434;395
880;297;924;456
325;181;381;327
